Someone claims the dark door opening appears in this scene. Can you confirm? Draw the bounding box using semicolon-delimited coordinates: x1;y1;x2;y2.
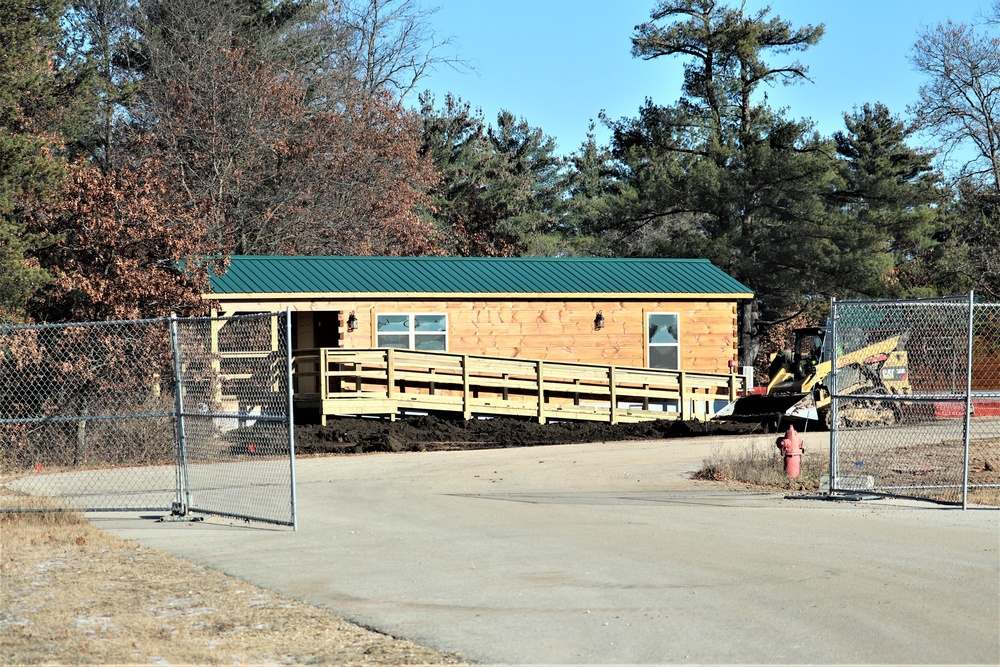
314;311;340;348
291;311;342;350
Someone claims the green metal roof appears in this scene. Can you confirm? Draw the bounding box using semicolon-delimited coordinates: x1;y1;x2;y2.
208;256;753;297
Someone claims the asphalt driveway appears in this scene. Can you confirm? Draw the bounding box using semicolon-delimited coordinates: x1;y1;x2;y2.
91;433;1000;665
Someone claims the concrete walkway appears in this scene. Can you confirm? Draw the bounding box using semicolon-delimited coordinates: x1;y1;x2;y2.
91;433;1000;665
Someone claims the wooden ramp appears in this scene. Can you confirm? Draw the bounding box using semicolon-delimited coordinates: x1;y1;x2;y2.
292;348;745;425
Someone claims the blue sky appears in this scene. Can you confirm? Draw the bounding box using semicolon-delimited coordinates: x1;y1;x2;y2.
417;0;989;168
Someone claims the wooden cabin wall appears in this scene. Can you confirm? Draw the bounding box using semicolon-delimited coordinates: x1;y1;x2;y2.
215;298;739;373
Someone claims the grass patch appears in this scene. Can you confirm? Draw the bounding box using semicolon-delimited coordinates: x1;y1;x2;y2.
693;443;1000;505
1;511;465;665
692;443;828;492
967;487;1000;506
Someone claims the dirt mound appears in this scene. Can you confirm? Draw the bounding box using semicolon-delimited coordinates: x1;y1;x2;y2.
293;414;760;455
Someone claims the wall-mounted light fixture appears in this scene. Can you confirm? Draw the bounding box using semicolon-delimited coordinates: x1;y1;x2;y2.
347;311;358;332
594;310;605;330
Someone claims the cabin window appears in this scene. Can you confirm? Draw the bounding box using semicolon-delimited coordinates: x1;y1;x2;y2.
376;314;447;351
647;313;679;370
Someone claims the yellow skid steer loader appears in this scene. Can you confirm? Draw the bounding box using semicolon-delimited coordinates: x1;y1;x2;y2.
715;326;911;430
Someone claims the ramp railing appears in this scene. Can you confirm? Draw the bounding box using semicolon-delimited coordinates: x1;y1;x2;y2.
293;348;745;425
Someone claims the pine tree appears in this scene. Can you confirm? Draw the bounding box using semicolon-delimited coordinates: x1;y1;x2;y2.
602;0;830;366
0;0;89;321
419;93;564;256
829;103;944;297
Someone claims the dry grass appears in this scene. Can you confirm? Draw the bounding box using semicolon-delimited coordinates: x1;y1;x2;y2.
693;441;1000;506
1;511;465;665
692;443;828;492
967;487;1000;505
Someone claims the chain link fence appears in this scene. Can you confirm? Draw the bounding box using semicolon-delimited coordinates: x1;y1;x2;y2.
172;314;296;526
1;313;296;527
830;294;1000;507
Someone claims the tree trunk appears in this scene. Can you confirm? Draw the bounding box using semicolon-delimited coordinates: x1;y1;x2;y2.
738;299;760;374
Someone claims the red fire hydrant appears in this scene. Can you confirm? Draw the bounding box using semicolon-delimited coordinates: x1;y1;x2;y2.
776;425;804;479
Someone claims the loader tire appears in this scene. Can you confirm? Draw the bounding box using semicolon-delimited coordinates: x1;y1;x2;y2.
820;407;846;430
871;386;901;426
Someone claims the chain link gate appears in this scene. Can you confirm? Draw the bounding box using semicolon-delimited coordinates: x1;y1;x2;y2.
1;312;296;528
829;294;1000;508
170;313;297;527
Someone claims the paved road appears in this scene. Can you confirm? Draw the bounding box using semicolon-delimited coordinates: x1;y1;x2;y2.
91;433;1000;665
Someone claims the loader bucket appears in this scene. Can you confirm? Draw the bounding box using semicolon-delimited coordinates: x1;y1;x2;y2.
714;392;818;426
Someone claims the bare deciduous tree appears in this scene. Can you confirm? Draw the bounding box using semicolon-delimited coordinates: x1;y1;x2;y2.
65;0;142;170
909;10;1000;190
336;0;469;102
131;0;443;257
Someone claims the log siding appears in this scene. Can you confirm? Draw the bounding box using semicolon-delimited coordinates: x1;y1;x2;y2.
214;297;739;374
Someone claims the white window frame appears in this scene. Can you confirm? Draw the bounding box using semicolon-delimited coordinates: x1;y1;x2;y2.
375;313;448;351
647;312;680;370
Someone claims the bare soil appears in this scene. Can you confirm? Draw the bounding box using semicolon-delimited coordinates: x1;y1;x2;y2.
292;414;760;455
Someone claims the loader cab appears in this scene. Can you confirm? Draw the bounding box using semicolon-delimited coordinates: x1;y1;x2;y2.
766;326;828;394
792;327;826;378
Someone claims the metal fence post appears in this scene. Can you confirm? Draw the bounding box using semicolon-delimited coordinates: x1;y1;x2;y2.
285;309;298;530
829;297;839;494
169;313;191;516
962;291;975;510
462;354;471;420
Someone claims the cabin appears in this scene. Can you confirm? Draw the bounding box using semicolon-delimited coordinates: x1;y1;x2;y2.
206;255;754;424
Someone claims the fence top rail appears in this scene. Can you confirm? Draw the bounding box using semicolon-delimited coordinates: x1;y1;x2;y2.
1;311;288;334
0;316;170;333
834;295;972;307
836;391;1000;401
